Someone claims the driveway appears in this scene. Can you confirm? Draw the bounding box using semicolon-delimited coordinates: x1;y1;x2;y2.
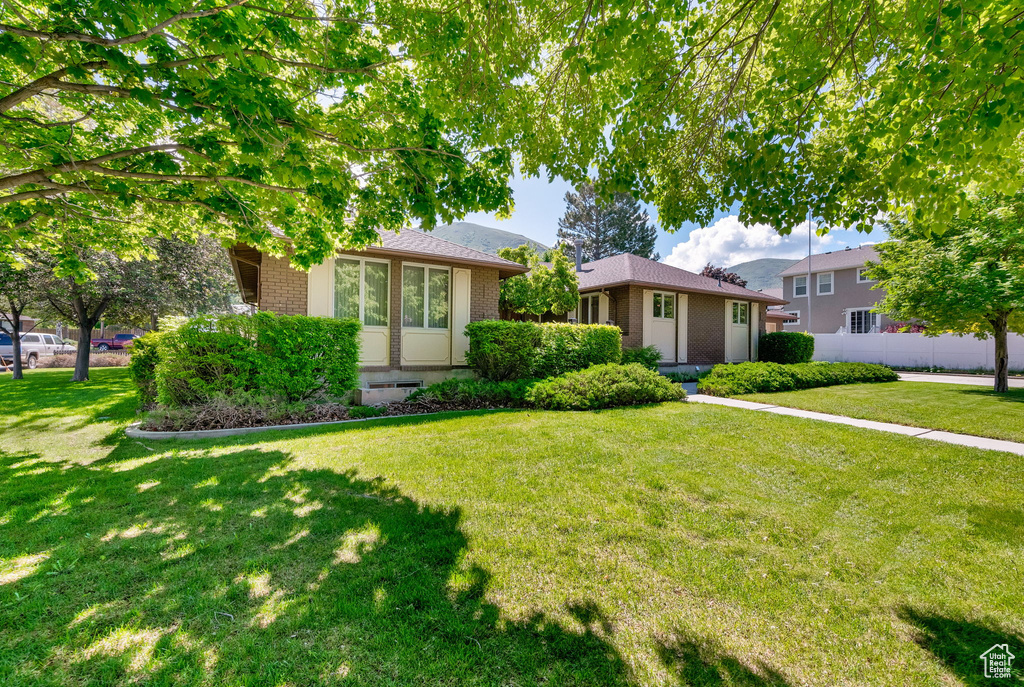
898;372;1024;388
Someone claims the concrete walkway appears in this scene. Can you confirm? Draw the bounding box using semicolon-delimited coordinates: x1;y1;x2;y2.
689;394;1024;456
897;372;1024;388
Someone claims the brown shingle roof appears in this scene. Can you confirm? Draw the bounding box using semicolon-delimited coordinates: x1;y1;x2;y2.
577;254;786;304
779;245;879;276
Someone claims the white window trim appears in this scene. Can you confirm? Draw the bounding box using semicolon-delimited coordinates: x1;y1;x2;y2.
783;310;801;326
731;301;749;325
335;256;391;328
848;307;878;334
402;261;452;331
793;275;808;298
580;293;600;324
816;271;834;296
653;290;676;320
856;266;874;284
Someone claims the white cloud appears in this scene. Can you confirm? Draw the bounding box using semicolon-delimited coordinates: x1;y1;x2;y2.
664;216;838;272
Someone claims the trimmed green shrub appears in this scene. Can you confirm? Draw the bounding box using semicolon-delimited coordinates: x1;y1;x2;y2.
465;320;542;381
128;331;165;406
759;331;815;364
154;313;361;408
526;363;687;410
533;323;622;378
697;361;898;396
620;345;662;371
407;377;537;407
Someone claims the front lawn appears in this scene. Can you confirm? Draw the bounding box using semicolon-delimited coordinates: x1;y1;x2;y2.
2;369;1022;686
741;381;1024;443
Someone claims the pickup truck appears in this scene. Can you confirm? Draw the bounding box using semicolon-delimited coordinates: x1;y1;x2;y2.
0;331;73;369
90;333;139;351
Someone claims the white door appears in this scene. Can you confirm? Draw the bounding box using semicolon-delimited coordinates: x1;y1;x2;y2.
648;291;676;363
726;301;751;362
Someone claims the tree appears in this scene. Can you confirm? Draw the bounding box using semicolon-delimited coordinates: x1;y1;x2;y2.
698;264;747;288
0;0;532;275
867;193;1024;393
0;260;43;379
521;1;1024;237
497;245;579;320
556;183;659;262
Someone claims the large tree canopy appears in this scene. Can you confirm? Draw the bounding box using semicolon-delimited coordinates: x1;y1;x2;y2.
525;0;1024;236
0;0;537;275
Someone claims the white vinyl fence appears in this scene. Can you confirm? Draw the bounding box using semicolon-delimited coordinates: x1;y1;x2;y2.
812;332;1024;370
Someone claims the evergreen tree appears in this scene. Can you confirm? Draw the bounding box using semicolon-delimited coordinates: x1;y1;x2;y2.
557;184;659;262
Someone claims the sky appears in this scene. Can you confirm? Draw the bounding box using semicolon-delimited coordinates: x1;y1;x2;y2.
461;173;888;270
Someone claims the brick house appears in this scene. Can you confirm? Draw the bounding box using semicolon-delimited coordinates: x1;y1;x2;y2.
228;229;528;388
567;253;786;369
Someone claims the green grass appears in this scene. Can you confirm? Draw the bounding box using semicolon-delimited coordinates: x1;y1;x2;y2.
1;369;1022;686
741;381;1024;443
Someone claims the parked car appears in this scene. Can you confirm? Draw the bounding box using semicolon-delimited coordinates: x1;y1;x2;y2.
90;333;139;351
0;332;68;369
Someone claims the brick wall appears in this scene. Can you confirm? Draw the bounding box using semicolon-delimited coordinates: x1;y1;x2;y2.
686;293;726;365
258;254;307;315
469;266;500;321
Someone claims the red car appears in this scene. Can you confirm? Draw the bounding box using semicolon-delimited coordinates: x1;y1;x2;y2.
90;333;139;351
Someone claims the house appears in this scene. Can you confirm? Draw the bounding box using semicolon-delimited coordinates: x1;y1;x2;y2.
566;252;786;369
778;245;889;334
757;289;800;332
227;229;528;388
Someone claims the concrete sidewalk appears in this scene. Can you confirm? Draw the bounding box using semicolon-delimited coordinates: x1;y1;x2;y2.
689;394;1024;456
898;372;1024;388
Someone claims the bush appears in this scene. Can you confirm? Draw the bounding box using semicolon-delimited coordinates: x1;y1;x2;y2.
758;331;815;364
154;313;362;408
407;377;537;407
533;323;622;378
39;352;131;369
620;345;662;371
697;361;899;396
127;332;164;406
465;321;542;381
526;363;687;410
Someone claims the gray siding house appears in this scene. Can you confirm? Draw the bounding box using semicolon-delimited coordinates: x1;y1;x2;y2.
779;246;890;334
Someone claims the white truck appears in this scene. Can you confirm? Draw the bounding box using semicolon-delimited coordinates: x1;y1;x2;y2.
0;331;73;370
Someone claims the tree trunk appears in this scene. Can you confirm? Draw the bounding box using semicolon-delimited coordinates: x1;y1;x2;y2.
150;312;159;331
992;313;1010;393
9;310;23;380
72;324;93;382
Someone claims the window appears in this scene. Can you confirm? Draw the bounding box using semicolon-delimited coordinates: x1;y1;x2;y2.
731;302;749;325
784;310;800;326
653;291;674;319
44;335;58;345
793;275;807;297
857;267;874;283
334;258;390;327
22;334;41;343
402;264;449;329
849;309;878;334
817;272;834;295
580;294;601;324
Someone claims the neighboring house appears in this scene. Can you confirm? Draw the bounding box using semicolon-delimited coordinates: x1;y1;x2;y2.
228;229;528;386
757;289;800;332
0;314;38;334
778;245;889;334
566;253;786;368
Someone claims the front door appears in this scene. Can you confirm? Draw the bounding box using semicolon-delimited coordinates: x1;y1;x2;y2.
649;291;676;362
727;301;750;362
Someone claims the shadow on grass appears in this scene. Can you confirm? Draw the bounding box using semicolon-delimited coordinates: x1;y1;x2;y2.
900;608;1023;685
655;630;791;686
961;387;1024;404
0;368;139;434
0;444;627;685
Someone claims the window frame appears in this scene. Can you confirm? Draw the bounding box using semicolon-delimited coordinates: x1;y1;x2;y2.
816;271;834;296
401;261;451;331
848;308;878;334
334;256;391;328
793;275;808;297
856;266;874;284
579;293;601;325
731;301;749;325
784;310;800;326
653;291;675;320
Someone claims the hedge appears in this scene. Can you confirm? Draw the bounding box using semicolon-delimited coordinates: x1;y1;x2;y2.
697;361;899;397
526;363;687;410
127;331;165;407
759;331;815;364
620;345;662;371
148;313;361;408
465;320;621;381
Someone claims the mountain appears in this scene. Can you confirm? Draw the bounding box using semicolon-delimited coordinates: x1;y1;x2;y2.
423;222;548;255
726;258;800;292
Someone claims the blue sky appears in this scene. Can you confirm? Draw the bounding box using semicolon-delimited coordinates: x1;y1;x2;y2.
461;172;887;271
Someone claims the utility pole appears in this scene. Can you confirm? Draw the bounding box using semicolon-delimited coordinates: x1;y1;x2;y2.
806;208;812;334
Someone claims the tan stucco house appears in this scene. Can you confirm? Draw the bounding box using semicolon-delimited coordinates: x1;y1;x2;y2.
567;253;786;368
228;229;528;387
779;245;889;334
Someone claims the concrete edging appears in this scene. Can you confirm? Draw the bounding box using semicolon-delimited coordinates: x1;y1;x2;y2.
124;411;454;441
